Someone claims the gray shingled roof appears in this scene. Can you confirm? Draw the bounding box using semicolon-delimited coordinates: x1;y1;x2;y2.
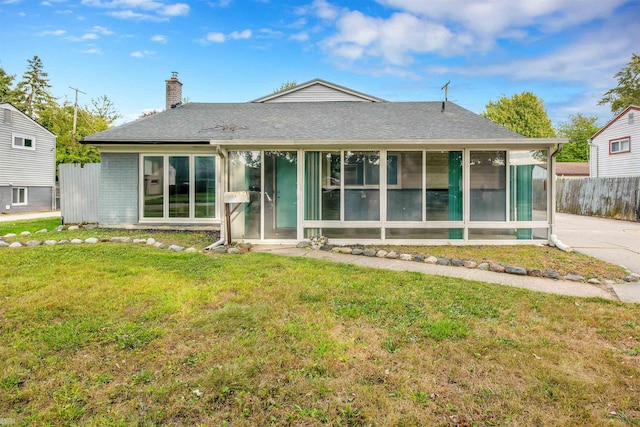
84;101;523;143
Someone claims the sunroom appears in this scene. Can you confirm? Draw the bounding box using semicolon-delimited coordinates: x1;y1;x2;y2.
223;143;555;245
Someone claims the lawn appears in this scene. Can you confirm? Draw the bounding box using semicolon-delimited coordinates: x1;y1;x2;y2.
1;244;639;426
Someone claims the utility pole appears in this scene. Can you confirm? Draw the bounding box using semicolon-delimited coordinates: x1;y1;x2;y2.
69;86;86;143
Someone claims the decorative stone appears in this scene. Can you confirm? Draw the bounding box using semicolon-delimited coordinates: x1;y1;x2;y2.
58;239;70;245
185;247;198;253
167;244;185;252
385;251;398;259
463;260;477;269
451;258;464;267
35;229;48;234
413;255;425;263
9;242;22;248
331;247;342;253
68;225;80;231
505;266;527;275
133;239;146;244
54;225;65;232
0;241;10;247
213;246;228;254
319;245;331;251
111;237;132;243
351;248;364;256
630;272;640;280
376;250;388;258
544;269;560;280
146;237;157;245
489;263;505;273
339;247;353;254
20;231;31;236
4;233;16;238
477;262;490;271
363;249;376;257
25;240;42;247
424;256;438;264
436;257;451;266
44;240;57;246
154;242;166;249
296;241;311;248
623;276;637;283
85;237;99;244
527;268;543;277
227;247;241;254
564;274;584;282
587;278;602;285
70;239;83;244
399;254;412;261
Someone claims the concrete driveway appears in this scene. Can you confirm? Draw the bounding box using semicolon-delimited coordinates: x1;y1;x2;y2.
554;213;640;274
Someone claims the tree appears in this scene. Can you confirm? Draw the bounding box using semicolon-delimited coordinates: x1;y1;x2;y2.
0;64;15;102
39;95;120;166
481;92;556;138
273;80;297;93
599;53;640;115
13;55;54;120
555;113;600;162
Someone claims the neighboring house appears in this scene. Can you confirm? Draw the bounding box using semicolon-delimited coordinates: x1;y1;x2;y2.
83;76;566;245
555;162;590;179
0;102;56;214
589;105;640;178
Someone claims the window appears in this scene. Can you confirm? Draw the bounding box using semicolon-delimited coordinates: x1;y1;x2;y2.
12;187;27;205
610;137;630;154
12;134;35;150
470;151;506;221
142;154;216;220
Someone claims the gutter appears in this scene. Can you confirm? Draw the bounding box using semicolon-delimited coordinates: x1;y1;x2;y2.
549;142;571;252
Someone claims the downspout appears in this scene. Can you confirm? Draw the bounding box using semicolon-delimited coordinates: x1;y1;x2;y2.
205;144;227;251
549;142;571;252
587;138;598;178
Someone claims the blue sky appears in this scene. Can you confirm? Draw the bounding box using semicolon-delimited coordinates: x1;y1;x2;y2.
0;0;637;126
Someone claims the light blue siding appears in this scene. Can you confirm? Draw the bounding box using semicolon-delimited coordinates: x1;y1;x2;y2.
99;153;139;225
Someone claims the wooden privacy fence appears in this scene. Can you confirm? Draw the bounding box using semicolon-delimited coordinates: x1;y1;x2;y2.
59;163;100;224
556;176;640;221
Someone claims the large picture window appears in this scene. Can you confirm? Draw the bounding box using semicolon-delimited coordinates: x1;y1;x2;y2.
470;151;506;221
142;154;216;220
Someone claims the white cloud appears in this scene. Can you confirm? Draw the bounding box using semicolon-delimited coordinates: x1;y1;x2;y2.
290;31;309;42
229;29;251;40
130;50;156;57
91;25;113;35
203;32;225;43
81;0;189;21
82;32;99;40
81;47;103;54
37;29;66;36
151;34;167;43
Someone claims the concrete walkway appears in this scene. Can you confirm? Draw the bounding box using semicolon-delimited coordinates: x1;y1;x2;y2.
252;245;620;301
0;211;61;222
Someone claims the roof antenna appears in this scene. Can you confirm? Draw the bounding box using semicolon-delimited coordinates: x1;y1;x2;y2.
441;80;450;112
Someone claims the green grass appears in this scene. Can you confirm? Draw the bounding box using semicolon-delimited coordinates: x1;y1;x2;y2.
0;217;62;235
1;244;639;426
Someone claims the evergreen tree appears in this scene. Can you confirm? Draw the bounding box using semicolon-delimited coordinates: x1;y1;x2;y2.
0;65;16;102
14;55;54;120
481;92;556;138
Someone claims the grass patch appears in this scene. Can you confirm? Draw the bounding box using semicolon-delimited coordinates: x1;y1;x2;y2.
0;217;62;235
1;244;639;425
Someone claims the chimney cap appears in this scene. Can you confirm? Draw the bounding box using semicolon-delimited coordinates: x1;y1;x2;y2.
171;71;178;80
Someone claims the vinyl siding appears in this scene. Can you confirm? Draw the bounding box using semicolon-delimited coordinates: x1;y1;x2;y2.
0;186;53;214
264;84;374;102
0;104;56;187
590;107;640;177
99;153;139;225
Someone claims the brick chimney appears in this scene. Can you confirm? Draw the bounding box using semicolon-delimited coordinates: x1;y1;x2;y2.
165;71;183;110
